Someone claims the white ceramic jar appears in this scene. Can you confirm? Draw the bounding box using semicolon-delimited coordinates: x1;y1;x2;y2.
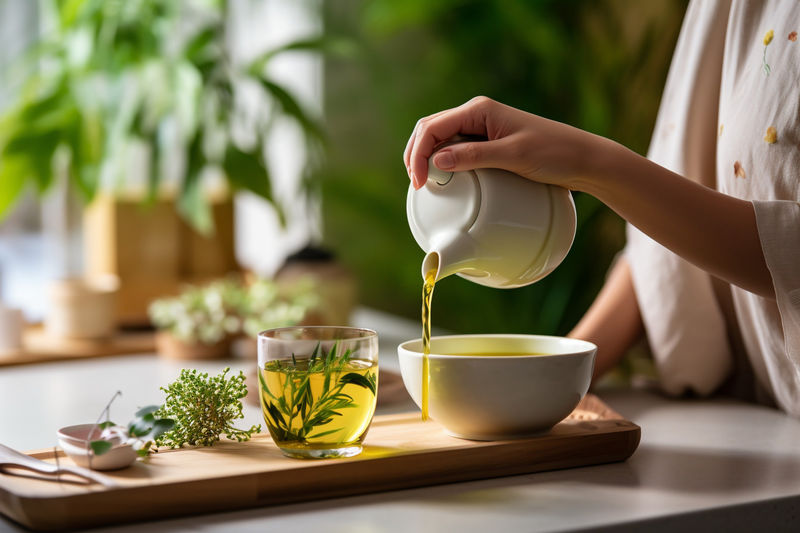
0;305;24;353
46;276;119;340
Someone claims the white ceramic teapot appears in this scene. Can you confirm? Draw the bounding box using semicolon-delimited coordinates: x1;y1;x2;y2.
407;155;577;288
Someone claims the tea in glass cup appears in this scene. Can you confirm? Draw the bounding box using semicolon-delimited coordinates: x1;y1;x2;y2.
257;327;378;459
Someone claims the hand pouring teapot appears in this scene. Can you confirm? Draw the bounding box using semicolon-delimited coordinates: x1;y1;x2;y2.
407;152;577;288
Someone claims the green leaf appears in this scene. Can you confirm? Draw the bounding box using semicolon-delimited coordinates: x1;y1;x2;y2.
257;367;271;393
143;418;175;441
184;26;221;74
256;77;325;143
248;36;361;74
265;401;287;429
177;168;213;236
307;428;343;440
276;396;291;416
128;412;156;437
97;421;117;430
0;156;29;223
2;130;61;193
135;405;161;418
222;145;285;226
177;135;213;235
339;372;377;395
89;440;114;456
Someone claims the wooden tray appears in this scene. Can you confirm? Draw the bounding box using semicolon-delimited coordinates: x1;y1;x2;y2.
0;394;639;532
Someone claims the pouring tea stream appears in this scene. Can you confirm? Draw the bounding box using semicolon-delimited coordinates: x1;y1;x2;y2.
408;155;578;421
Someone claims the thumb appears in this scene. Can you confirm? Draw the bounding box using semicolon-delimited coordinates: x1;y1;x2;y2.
431;139;515;174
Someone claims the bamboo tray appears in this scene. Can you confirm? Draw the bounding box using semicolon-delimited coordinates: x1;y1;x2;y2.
0;394;639;532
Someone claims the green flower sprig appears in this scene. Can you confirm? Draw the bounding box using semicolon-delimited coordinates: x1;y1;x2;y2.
155;368;260;448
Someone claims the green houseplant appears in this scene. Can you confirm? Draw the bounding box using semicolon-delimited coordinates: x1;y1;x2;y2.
0;0;324;232
0;0;333;327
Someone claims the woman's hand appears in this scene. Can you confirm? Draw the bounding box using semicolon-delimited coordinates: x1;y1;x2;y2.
403;96;609;190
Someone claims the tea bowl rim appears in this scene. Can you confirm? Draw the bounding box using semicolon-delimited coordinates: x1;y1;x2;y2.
397;333;597;359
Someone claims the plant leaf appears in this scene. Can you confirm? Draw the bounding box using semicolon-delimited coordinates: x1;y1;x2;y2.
135;405;161;418
222;145;285;226
257;77;325;143
0;156;28;223
339;372;376;395
177;136;213;236
248;36;361;74
142;418;175;441
89;440;113;456
307;428;343;440
128;412;155;437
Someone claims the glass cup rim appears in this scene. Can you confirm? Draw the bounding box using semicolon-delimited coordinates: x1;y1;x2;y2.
258;326;378;341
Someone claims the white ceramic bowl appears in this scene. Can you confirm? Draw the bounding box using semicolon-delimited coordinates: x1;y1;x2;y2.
57;424;138;471
398;334;596;440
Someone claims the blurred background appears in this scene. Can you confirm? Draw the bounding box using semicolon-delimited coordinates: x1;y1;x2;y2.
0;0;688;363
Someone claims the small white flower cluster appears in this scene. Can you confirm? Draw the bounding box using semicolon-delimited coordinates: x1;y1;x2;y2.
148;277;316;345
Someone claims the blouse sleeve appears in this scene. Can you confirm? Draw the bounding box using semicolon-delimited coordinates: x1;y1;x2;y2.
625;0;734;395
753;201;800;373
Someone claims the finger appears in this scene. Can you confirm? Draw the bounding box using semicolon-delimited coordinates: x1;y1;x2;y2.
404;109;451;187
410;98;493;188
430;137;519;174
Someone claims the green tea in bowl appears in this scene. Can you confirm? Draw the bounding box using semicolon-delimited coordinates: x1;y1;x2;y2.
258;327;378;459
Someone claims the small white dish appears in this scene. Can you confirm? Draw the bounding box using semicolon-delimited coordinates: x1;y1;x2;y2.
398;334;596;440
57;424;138;471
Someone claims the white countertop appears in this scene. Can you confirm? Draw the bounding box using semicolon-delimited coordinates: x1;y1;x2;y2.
1;308;799;532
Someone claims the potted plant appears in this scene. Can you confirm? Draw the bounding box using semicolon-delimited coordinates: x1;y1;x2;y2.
0;0;326;327
148;276;315;360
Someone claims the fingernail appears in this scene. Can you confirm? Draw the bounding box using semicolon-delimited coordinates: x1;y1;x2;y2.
433;151;455;170
410;171;419;189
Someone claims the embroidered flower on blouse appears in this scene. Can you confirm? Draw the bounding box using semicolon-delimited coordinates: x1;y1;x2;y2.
789;31;797;42
734;161;746;179
764;126;777;143
763;29;774;75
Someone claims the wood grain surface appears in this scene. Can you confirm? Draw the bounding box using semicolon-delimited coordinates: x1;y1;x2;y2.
0;394;640;532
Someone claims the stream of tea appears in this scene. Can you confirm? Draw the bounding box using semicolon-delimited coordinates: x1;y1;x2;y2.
421;268;436;421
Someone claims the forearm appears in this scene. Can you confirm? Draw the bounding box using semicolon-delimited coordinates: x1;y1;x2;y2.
579;140;775;300
568;257;643;381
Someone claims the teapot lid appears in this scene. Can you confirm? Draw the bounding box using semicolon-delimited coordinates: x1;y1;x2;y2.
407;160;481;252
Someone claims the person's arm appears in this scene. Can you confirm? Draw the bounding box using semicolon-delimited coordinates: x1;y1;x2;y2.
582;137;773;300
404;97;775;300
567;257;644;381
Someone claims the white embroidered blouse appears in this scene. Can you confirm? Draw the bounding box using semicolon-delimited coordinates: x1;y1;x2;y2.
626;0;800;414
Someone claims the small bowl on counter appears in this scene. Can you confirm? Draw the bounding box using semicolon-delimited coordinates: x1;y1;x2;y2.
57;424;138;471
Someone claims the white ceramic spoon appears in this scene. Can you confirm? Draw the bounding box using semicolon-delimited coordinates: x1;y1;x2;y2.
0;442;118;488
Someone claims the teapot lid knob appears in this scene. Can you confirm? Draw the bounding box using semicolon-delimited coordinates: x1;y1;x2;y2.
427;158;453;185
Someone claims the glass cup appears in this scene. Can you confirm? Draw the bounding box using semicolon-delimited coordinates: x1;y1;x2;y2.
257;326;379;459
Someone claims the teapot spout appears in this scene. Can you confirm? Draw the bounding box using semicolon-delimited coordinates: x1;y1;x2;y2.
421;231;476;282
